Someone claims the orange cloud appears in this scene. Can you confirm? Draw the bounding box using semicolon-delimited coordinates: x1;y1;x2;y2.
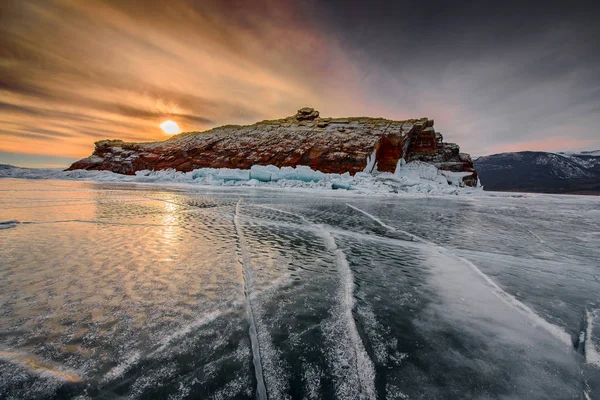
0;0;365;163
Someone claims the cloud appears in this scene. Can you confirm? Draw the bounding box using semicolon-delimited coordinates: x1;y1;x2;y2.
303;0;600;154
0;0;598;167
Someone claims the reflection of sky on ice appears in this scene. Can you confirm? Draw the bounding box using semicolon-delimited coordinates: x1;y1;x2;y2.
161;199;179;245
0;178;599;399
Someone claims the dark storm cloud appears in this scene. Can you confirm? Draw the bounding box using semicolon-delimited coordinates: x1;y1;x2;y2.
0;0;598;166
304;0;600;153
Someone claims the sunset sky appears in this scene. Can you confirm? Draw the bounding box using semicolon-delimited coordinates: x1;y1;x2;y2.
1;0;599;167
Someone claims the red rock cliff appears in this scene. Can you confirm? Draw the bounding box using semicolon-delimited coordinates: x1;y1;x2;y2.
68;108;478;186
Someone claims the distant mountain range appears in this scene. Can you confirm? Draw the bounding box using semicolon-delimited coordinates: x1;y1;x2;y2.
474;150;600;194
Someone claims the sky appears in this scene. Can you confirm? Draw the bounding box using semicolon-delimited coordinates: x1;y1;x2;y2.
1;0;599;167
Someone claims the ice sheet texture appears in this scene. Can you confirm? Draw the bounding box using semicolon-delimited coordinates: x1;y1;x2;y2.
0;179;599;399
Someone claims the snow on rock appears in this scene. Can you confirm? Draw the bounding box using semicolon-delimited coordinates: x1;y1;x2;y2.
66;108;478;186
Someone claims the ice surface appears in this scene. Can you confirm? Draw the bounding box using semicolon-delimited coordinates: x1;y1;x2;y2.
1;179;599;399
347;203;573;346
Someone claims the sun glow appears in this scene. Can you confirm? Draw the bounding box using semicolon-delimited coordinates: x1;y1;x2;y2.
160;120;181;135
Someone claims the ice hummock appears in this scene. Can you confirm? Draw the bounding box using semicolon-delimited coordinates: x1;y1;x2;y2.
0;161;478;195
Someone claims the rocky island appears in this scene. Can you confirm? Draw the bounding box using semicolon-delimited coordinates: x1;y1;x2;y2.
68;108;478;186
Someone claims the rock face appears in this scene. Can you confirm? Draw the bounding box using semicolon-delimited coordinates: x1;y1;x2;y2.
68;108;478;186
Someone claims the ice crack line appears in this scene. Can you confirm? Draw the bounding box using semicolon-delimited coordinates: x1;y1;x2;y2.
256;204;376;399
320;228;377;399
585;309;600;367
346;203;573;348
490;207;555;250
234;200;268;400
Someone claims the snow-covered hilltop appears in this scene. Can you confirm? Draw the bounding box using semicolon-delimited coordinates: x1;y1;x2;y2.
68;107;478;187
475;150;600;194
556;150;600;171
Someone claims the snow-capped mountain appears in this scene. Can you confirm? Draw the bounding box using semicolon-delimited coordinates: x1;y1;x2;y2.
556;151;600;173
474;151;600;194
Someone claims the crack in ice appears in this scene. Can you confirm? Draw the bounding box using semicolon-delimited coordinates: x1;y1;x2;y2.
489;207;568;259
346;203;573;348
585;309;600;367
234;200;268;400
257;204;376;399
319;228;377;399
100;273;297;386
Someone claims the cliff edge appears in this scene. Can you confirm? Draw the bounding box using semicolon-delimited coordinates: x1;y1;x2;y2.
68;107;478;186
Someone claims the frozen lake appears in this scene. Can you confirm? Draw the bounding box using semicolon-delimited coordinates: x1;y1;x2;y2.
1;179;599;399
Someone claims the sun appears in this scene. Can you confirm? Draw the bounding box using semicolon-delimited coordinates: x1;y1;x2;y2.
160;120;181;135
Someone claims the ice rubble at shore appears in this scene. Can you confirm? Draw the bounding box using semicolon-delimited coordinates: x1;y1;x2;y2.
0;161;480;195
